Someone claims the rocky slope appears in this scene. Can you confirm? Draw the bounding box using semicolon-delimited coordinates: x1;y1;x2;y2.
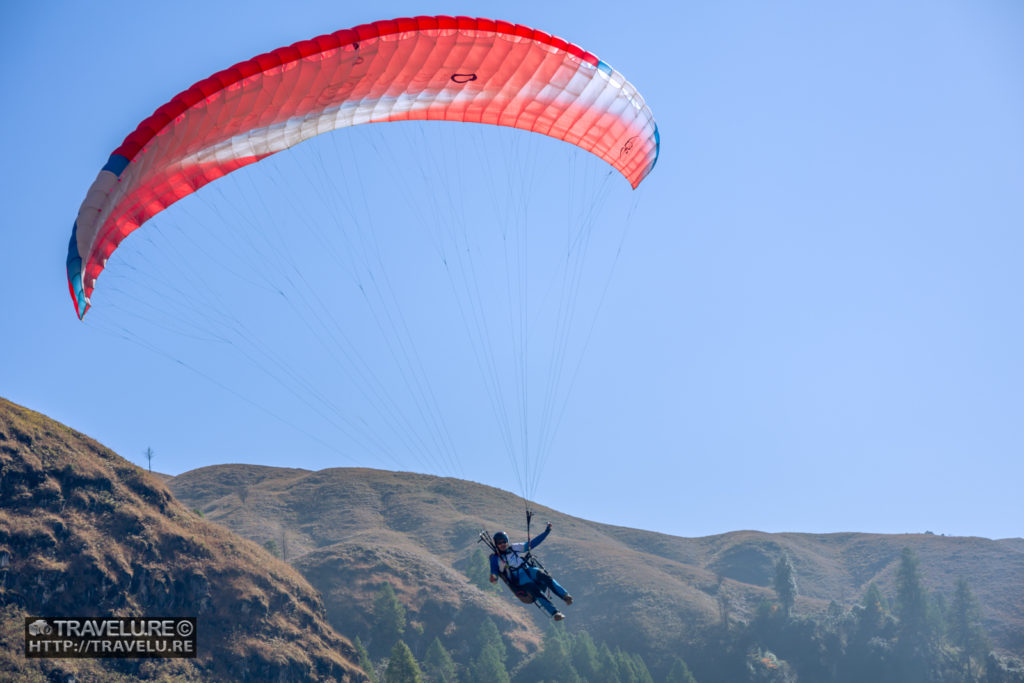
0;398;367;682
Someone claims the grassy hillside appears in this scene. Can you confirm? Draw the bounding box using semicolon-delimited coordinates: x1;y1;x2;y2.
3;395;1019;679
167;463;1024;668
0;398;366;682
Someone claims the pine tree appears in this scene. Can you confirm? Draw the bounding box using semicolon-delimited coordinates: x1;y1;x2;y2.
843;582;891;683
476;618;507;664
531;623;580;683
615;649;653;683
472;618;509;683
570;630;600;680
858;582;887;634
466;547;499;592
423;637;457;683
716;574;733;632
472;644;510;683
773;553;798;618
386;640;423;683
353;636;377;683
894;547;933;682
948;576;986;678
595;642;622;683
371;583;407;657
895;547;930;647
666;656;698;683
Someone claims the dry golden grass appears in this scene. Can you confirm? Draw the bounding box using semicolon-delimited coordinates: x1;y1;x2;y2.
4;394;1021;678
170;461;1024;663
0;397;367;682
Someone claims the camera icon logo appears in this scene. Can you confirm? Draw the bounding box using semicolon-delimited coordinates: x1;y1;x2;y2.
28;619;52;636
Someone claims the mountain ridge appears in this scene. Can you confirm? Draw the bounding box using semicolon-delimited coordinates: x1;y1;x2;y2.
167;462;1024;664
2;394;1020;680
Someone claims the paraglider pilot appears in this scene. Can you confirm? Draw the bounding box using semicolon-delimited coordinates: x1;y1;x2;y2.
489;522;574;621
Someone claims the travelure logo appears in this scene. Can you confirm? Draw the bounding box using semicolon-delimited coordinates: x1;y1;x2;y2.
27;619;52;636
24;617;196;658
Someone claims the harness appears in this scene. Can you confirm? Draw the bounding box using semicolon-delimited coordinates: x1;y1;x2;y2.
496;547;531;583
479;509;551;607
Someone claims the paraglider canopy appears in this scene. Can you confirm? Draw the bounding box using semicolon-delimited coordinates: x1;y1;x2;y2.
66;15;659;319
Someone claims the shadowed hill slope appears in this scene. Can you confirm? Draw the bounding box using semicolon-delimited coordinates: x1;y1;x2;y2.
168;463;1024;665
0;398;366;682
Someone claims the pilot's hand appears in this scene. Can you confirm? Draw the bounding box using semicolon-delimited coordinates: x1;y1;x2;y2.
546;522;552;532
489;575;498;583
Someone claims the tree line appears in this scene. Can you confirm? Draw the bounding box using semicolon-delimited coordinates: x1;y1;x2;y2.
345;547;1023;682
682;548;1024;682
352;579;687;682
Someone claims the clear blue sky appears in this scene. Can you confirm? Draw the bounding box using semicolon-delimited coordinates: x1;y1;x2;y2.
3;1;1022;540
